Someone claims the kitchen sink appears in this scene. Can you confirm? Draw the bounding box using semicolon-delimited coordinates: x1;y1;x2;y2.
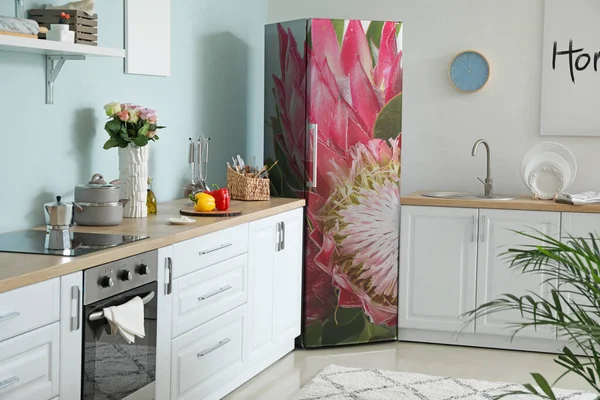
421;191;517;201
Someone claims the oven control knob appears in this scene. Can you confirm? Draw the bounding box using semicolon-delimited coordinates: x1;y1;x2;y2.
138;264;150;275
120;270;133;281
101;276;114;288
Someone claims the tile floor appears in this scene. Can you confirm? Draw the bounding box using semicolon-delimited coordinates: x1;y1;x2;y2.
225;341;593;399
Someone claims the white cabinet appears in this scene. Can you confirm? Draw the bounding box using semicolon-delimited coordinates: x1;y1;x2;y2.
247;208;303;361
272;208;303;345
476;209;560;339
0;323;60;400
171;306;246;400
0;278;60;342
247;214;277;362
156;246;174;400
400;206;478;333
400;205;560;342
59;272;82;400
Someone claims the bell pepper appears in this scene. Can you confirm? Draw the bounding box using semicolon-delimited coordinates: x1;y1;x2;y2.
191;192;216;212
209;185;230;211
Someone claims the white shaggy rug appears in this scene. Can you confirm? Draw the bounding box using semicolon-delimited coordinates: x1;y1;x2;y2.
292;365;595;400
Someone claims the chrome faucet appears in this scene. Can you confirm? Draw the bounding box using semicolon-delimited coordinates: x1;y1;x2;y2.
471;139;493;197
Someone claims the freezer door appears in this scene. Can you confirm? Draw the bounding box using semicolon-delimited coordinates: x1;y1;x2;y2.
301;18;403;347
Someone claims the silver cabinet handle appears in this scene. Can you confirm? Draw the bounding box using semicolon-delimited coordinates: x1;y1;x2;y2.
198;285;232;301
480;216;487;242
276;222;281;252
0;311;19;324
471;216;476;242
199;243;232;255
281;221;286;251
166;257;173;295
197;338;231;357
71;286;80;332
89;291;155;321
306;123;318;188
0;376;19;391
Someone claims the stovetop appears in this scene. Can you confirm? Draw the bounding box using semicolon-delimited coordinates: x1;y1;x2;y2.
0;230;149;257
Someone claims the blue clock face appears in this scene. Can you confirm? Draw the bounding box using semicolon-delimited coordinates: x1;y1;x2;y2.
449;51;490;93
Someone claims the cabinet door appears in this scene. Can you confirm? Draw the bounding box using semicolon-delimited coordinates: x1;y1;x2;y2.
273;208;304;345
477;209;560;338
59;272;82;400
400;206;478;333
156;246;174;400
247;214;278;362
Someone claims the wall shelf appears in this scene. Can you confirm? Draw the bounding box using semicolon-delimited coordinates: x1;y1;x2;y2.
0;34;125;104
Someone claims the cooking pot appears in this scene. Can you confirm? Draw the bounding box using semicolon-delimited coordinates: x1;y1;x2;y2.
74;199;129;226
75;173;122;204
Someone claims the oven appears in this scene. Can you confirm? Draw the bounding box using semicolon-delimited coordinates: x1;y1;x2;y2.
82;250;158;400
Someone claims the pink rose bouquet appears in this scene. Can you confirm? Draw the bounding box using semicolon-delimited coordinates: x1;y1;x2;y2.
102;102;166;149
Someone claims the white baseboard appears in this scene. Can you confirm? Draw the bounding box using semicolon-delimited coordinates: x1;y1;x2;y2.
398;328;586;355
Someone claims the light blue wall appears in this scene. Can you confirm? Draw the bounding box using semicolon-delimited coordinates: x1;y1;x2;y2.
0;0;266;233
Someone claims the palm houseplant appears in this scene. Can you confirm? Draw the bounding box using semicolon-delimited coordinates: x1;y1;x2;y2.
466;231;600;399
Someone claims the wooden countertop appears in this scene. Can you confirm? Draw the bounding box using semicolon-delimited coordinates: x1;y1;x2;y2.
0;197;305;293
402;191;600;213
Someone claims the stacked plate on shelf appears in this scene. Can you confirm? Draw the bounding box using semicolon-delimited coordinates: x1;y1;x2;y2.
521;142;577;200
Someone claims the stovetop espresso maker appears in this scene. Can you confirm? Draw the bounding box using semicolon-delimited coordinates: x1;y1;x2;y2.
44;195;75;250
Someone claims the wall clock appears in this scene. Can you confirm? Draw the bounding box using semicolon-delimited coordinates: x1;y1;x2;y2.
448;51;490;93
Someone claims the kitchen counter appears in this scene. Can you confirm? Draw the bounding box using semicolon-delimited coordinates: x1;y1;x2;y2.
402;190;600;212
0;197;305;293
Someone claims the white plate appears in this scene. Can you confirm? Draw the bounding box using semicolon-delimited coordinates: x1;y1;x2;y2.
167;217;196;225
521;142;577;191
528;165;565;199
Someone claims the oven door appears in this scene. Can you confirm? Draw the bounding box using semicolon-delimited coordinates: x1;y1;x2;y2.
82;282;158;400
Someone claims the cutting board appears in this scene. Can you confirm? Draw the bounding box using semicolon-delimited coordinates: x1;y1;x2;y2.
0;30;38;39
180;206;241;217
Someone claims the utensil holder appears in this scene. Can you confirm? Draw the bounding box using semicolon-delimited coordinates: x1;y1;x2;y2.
227;167;270;201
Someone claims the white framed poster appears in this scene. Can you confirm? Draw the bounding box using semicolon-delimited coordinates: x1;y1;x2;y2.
125;0;171;76
540;0;600;136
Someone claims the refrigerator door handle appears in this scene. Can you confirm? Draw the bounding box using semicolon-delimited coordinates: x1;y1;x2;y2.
307;123;318;188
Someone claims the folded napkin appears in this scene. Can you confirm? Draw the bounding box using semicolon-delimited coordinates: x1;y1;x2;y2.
103;296;145;344
0;16;40;35
556;192;600;206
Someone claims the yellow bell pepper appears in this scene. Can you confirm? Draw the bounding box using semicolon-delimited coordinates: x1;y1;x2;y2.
193;192;216;212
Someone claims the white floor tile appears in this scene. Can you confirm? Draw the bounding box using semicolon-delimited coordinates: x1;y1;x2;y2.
225;342;594;399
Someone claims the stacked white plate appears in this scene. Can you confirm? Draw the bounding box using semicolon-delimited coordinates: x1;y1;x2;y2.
521;142;577;200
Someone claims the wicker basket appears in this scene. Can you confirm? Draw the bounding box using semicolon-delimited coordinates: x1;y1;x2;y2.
227;167;270;201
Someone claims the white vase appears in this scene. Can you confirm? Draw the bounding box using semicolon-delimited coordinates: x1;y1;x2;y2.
118;145;149;218
47;24;75;43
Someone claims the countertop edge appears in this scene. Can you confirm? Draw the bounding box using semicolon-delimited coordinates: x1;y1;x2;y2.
401;191;600;213
0;199;305;294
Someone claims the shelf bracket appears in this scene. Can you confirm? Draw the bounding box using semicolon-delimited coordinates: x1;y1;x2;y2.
46;55;85;105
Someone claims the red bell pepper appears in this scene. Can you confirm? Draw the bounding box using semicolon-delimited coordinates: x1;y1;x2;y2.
208;185;230;211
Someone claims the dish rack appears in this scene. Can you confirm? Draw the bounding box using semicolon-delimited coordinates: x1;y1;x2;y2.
227;166;270;201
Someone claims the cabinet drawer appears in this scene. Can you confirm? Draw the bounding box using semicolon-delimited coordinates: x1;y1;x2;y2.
562;213;600;238
173;224;249;277
171;306;246;400
0;278;60;341
172;254;248;337
0;323;60;400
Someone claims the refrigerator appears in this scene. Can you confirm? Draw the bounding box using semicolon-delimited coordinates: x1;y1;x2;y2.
264;18;403;347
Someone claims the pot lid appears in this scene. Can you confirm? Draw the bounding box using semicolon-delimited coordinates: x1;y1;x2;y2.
76;173;121;189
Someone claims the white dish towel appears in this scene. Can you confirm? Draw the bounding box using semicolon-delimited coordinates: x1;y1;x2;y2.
103;296;145;344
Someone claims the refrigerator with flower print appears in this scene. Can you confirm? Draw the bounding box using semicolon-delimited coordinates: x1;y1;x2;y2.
265;18;402;347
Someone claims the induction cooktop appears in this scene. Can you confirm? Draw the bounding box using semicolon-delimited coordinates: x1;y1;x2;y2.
0;230;149;257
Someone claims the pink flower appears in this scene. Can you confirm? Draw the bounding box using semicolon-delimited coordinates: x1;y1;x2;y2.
116;110;130;122
147;115;157;124
139;108;156;121
146;131;156;138
121;103;135;111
